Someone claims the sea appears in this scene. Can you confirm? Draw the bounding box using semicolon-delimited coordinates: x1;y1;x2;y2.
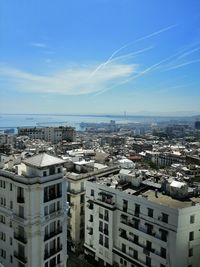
0;113;198;132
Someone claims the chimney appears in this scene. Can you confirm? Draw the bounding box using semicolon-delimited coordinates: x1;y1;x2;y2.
155;189;158;198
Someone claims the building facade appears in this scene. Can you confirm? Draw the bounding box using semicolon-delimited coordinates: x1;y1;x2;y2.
0;153;67;267
66;166;120;254
18;127;76;144
84;178;200;267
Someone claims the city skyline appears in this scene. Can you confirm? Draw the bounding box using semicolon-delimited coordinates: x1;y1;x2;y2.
0;0;200;115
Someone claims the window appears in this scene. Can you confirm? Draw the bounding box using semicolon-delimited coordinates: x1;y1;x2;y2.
146;240;152;250
146;256;151;267
162;213;168;223
91;189;94;196
10;201;13;209
134;234;139;244
0;215;5;224
0;232;6;241
57;254;60;264
44;206;48;216
135;204;140;216
43;171;47;177
160;264;165;267
10;183;12;191
99;234;103;245
105;236;109;248
89;214;93;222
122;243;126;253
99;221;103;232
57;167;61;173
134;218;139;229
160;247;166;259
190;215;195;224
189;231;194;241
123;200;128;212
1;249;6;259
104;210;109;221
133;250;138;260
10;255;13;263
146;223;153;235
104;223;109;235
148;208;153;218
160;229;168;242
189;248;193;257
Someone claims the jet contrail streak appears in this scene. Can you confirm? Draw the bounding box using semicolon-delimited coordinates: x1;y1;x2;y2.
165;59;200;71
89;24;177;78
94;51;181;96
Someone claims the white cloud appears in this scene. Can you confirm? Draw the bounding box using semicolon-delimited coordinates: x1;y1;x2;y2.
0;63;137;95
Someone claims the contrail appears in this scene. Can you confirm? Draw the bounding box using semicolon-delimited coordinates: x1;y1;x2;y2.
94;51;181;96
107;46;155;64
165;59;200;71
177;46;200;59
89;24;177;78
89;46;154;79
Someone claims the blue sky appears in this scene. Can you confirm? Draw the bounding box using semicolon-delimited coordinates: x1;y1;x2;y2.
0;0;200;115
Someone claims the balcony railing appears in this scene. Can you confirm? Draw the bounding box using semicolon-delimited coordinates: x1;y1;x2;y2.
44;245;63;260
14;251;27;263
14;233;27;244
17;196;25;203
44;227;62;241
44;192;62;203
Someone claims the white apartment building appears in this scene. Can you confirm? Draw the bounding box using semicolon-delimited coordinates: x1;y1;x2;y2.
84;176;200;267
18;127;76;144
0;153;67;267
0;134;16;145
66;165;120;253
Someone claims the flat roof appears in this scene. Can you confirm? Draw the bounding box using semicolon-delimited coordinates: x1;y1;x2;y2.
141;190;200;209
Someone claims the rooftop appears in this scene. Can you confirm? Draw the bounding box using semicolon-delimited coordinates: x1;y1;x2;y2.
23;153;65;168
141;190;200;209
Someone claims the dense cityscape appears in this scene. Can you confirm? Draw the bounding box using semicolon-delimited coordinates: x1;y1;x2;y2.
0;117;200;267
1;0;200;266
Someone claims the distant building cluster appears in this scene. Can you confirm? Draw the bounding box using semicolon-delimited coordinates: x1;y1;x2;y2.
18;126;76;144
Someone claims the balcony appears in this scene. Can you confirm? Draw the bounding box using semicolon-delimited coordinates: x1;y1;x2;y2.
14;251;27;263
44;192;62;203
14;233;27;244
44;245;63;260
97;192;115;208
17;196;25;203
44;227;62;241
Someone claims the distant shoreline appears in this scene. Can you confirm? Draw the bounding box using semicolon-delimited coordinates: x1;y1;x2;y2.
0;113;200;119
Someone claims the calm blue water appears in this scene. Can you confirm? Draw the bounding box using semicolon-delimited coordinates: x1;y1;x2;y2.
0;114;133;131
0;114;195;132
